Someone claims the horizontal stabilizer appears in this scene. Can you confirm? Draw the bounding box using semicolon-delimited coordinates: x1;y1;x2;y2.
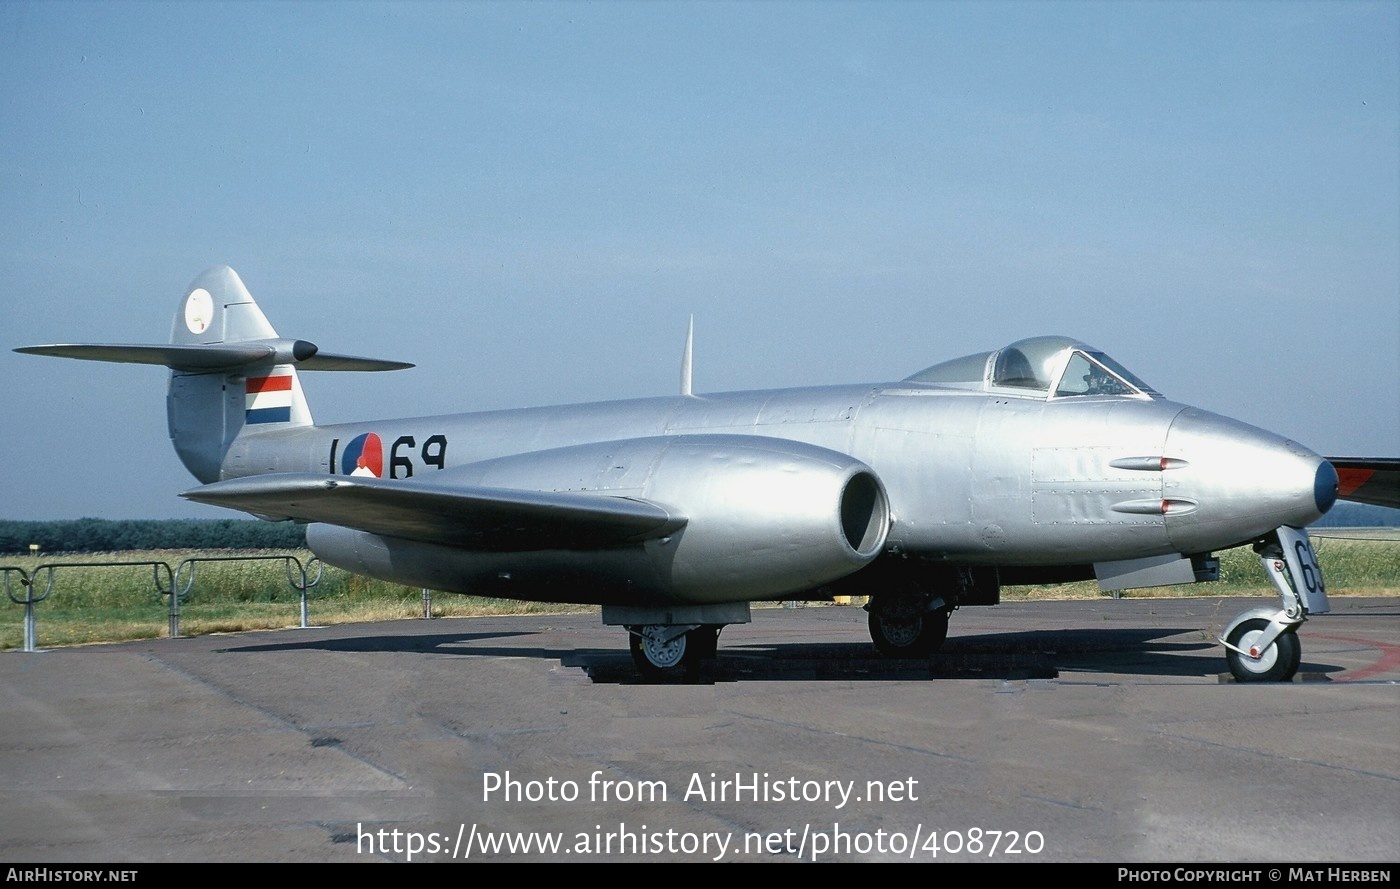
297;352;415;372
15;341;413;373
1328;457;1400;510
181;473;687;550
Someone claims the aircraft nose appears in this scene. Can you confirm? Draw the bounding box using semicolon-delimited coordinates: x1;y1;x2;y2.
1163;408;1336;553
1314;459;1339;515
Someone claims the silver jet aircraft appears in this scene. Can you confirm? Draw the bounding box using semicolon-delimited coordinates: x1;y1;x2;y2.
18;267;1398;681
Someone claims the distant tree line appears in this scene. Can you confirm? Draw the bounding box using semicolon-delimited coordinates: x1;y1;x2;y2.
0;519;306;554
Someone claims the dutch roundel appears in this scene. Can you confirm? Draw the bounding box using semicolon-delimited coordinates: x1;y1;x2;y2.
341;433;383;478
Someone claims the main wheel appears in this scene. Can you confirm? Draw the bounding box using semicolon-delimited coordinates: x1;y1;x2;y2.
629;626;720;682
1225;618;1302;682
868;601;949;658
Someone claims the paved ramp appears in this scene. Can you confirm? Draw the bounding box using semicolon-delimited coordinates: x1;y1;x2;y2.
2;598;1397;862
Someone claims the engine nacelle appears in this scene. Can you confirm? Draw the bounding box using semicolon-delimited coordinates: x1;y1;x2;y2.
307;434;890;604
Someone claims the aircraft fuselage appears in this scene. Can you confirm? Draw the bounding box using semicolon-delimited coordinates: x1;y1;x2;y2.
223;381;1331;604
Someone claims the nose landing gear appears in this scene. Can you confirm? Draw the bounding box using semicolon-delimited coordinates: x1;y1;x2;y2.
1218;526;1327;682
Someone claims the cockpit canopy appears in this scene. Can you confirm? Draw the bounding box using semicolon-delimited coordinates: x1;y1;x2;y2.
905;336;1160;399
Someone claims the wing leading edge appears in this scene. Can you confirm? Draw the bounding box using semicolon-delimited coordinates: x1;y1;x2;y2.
1328;457;1400;510
182;473;687;550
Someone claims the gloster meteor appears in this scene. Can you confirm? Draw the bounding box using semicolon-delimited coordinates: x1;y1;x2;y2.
19;267;1397;681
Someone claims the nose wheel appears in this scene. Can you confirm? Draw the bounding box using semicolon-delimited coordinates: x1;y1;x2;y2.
1223;617;1302;682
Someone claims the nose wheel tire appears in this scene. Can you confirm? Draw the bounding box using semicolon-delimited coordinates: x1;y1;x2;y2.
1225;618;1302;682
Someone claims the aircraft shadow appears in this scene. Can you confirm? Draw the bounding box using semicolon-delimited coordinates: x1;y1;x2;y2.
217;626;1346;684
222;630;536;654
574;627;1227;684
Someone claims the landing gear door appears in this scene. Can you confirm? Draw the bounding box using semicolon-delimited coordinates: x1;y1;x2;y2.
1278;526;1329;615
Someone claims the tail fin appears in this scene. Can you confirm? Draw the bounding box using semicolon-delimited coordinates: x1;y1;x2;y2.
168;266;316;481
16;266;412;484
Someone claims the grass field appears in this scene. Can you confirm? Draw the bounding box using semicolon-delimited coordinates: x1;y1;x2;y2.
3;532;1396;650
1;549;584;649
1003;530;1400;600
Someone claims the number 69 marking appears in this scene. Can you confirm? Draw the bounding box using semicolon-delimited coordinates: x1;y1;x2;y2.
1293;538;1324;595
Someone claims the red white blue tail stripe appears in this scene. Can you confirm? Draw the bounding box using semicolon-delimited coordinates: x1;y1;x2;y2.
245;371;295;424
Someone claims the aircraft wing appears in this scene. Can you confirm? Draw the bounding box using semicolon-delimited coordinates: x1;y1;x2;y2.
181;473;686;550
1328;457;1400;510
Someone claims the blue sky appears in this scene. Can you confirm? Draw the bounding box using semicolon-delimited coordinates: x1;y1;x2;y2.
2;1;1396;519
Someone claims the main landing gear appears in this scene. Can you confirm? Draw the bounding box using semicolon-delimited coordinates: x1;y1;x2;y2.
603;602;751;683
627;624;721;681
866;592;951;658
858;564;997;658
1218;526;1328;683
